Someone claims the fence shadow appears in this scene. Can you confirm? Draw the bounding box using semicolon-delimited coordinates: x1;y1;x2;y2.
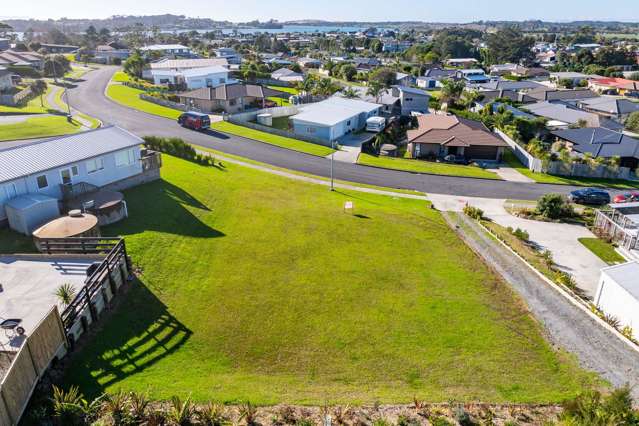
62;277;192;399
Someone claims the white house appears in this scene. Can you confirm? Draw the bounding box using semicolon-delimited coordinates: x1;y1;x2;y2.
271;68;304;83
595;262;639;341
150;65;234;89
143;58;229;80
0;126;156;226
140;44;193;57
290;97;381;142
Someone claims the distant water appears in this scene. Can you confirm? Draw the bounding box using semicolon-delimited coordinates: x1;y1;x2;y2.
12;24;378;41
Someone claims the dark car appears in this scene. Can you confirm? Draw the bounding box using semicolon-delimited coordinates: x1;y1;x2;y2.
442;154;470;165
178;111;211;131
568;188;611;205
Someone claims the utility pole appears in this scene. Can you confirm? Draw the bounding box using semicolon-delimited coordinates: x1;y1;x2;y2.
330;140;335;191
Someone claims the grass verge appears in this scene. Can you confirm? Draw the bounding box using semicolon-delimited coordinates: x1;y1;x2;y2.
106;84;182;120
578;238;627;265
62;155;595;404
211;121;335;157
358;153;502;180
503;151;639;190
0;115;81;141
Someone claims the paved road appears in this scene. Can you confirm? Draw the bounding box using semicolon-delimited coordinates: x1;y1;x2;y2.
445;212;639;400
66;66;585;200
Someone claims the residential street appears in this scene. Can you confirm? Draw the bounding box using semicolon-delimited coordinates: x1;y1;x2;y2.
61;65;592;200
444;212;639;400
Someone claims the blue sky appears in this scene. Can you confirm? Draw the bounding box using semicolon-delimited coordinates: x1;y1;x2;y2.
4;0;639;22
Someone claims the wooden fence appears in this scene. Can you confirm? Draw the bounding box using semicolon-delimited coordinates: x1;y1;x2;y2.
0;307;66;425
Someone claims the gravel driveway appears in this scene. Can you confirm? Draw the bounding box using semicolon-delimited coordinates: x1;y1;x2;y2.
443;211;639;400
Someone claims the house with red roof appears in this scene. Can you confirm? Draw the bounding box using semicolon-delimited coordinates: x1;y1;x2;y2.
588;77;639;96
406;114;509;161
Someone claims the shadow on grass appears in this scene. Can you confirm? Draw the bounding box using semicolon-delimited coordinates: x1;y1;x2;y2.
63;277;192;398
105;179;224;239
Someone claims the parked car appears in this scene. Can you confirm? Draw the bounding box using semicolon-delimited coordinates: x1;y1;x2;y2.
442;154;470;165
178;111;211;131
568;188;611;205
613;192;639;204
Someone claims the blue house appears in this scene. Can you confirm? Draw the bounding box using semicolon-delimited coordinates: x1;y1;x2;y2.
0;126;161;227
290;97;382;143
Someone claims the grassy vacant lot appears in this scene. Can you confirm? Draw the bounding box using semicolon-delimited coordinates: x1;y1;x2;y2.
0;115;81;141
358;153;501;180
503;152;639;190
106;84;182;120
578;238;626;265
211;121;335;157
64;155;594;404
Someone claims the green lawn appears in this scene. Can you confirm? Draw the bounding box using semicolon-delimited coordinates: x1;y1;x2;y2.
0;115;81;141
358;153;501;180
267;85;300;95
503;151;639;190
112;71;133;83
211;121;335;157
53;87;101;129
106;84;182;120
63;155;595;404
578;238;626;265
0;87;55;114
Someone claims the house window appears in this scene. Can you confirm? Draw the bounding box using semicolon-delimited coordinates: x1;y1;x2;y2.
4;183;17;200
347;120;351;126
36;175;48;189
115;148;136;167
229;99;237;106
71;166;79;176
60;169;73;185
86;157;104;174
306;127;316;134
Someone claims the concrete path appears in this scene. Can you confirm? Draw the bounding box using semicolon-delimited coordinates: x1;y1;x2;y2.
494;166;536;183
0;115;50;124
429;194;607;299
444;212;639;401
329;146;361;164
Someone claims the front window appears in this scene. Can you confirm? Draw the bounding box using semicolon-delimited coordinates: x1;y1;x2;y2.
86;158;104;174
60;169;72;185
36;175;48;189
115;148;136;167
71;165;79;176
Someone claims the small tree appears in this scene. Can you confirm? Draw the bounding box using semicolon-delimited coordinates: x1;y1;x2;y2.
536;193;573;220
341;86;359;99
29;79;48;107
625;111;639;132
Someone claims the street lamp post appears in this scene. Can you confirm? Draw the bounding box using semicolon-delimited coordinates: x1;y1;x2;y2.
330;140;335;191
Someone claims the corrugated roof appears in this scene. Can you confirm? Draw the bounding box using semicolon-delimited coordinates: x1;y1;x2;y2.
181;66;229;77
150;58;229;70
0;126;143;184
291;97;380;126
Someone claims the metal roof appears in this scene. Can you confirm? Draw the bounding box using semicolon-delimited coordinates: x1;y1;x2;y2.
602;262;639;300
292;97;380;126
0;126;143;184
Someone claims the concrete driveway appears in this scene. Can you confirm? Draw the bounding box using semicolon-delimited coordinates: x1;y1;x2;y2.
428;194;607;299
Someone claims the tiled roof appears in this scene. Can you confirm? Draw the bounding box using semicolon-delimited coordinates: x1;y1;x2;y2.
407;114;508;147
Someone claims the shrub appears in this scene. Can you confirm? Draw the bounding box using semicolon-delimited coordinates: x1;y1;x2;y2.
143;136;215;166
199;402;229;426
541;249;554;269
430;418;453;426
561;386;638;425
463;204;484;220
509;227;529;242
452;405;474;426
536;193;574;220
167;395;196;426
238;401;258;426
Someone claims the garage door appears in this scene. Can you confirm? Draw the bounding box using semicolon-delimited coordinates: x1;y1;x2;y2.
465;146;498;160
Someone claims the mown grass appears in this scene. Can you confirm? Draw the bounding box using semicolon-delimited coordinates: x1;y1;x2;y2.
112;71;132;83
52;87;101;128
578;238;626;265
106;84;182;120
0;115;81;141
0;87;55;114
358;153;501;180
503;151;639;190
211;121;335;157
63;155;595;404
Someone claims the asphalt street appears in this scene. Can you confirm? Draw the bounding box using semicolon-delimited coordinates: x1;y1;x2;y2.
65;66;588;200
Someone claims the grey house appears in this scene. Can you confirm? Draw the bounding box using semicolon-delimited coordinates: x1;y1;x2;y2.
349;85;430;117
576;97;639;122
552;127;639;171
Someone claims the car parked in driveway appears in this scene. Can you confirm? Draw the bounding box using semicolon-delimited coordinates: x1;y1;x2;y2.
568;188;611;205
178;111;211;131
613;192;639;204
